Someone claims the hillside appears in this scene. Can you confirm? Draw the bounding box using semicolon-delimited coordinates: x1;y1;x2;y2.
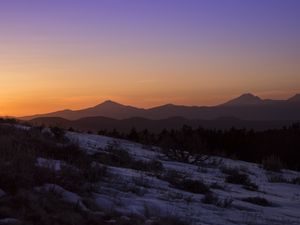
0;122;300;225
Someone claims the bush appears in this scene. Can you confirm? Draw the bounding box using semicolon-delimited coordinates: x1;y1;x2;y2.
0;156;37;194
151;216;189;225
160;170;185;182
0;123;109;195
262;155;283;172
292;177;300;185
0;142;59;194
267;174;290;183
0;189;104;225
132;175;151;188
160;170;210;194
243;182;259;192
95;143;164;173
0;117;17;124
220;166;237;175
83;164;107;184
242;197;272;207
201;192;219;204
145;160;164;172
50;126;66;140
179;179;211;194
220;197;234;208
225;172;249;185
224;169;258;191
201;193;233;208
170;178;210;194
210;182;226;190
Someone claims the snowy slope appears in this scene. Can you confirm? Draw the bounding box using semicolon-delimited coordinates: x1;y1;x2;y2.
63;131;300;225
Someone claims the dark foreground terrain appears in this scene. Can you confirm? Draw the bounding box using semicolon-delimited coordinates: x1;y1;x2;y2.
0;119;300;225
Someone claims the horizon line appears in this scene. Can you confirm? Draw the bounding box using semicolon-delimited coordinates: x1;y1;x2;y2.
12;92;300;118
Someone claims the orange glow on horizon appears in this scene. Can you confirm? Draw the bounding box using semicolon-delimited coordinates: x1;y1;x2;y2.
1;89;299;117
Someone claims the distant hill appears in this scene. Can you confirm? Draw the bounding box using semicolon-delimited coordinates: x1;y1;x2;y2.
222;93;264;106
22;100;145;121
29;116;297;133
22;93;300;121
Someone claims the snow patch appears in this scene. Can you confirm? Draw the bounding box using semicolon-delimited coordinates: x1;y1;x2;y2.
36;157;63;171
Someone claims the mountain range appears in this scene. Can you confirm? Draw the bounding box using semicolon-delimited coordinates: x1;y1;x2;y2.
22;93;300;121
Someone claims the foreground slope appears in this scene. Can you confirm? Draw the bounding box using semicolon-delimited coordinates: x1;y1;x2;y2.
0;124;299;225
65;132;300;225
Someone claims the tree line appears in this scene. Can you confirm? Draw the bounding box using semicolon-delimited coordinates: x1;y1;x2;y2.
97;124;300;170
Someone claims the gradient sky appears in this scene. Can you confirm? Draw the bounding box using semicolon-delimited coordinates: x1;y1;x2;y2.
1;0;300;116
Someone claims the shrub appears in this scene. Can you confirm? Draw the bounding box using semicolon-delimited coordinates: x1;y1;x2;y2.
120;181;147;196
145;160;164;172
292;177;300;185
0;148;59;194
170;178;210;194
220;197;234;208
201;192;219;204
224;169;258;191
0;189;102;225
0;157;36;194
56;163;107;193
201;193;233;208
95;144;164;173
243;182;259;192
267;174;290;183
160;170;210;194
50;126;66;140
262;155;283;172
160;170;186;182
220;165;246;176
131;159;164;173
0;117;17;124
210;182;226;190
82;163;107;184
151;216;190;225
226;172;250;185
179;179;211;194
132;174;151;188
242;197;272;207
94;145;133;167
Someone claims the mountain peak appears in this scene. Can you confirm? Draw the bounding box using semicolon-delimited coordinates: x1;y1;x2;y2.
97;100;123;107
239;93;260;99
288;94;300;102
224;93;262;106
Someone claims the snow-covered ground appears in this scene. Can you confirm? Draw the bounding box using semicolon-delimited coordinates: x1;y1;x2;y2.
61;131;300;225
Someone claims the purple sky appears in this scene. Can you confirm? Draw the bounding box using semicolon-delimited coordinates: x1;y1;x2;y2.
0;0;300;115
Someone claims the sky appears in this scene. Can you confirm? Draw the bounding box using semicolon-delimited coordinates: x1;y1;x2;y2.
0;0;300;116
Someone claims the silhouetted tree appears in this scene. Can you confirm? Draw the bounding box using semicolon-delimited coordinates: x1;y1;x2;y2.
127;127;139;142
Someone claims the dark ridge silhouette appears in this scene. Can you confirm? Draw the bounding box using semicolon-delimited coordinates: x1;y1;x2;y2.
29;116;297;133
21;93;300;121
22;100;146;120
289;94;300;102
222;93;263;106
